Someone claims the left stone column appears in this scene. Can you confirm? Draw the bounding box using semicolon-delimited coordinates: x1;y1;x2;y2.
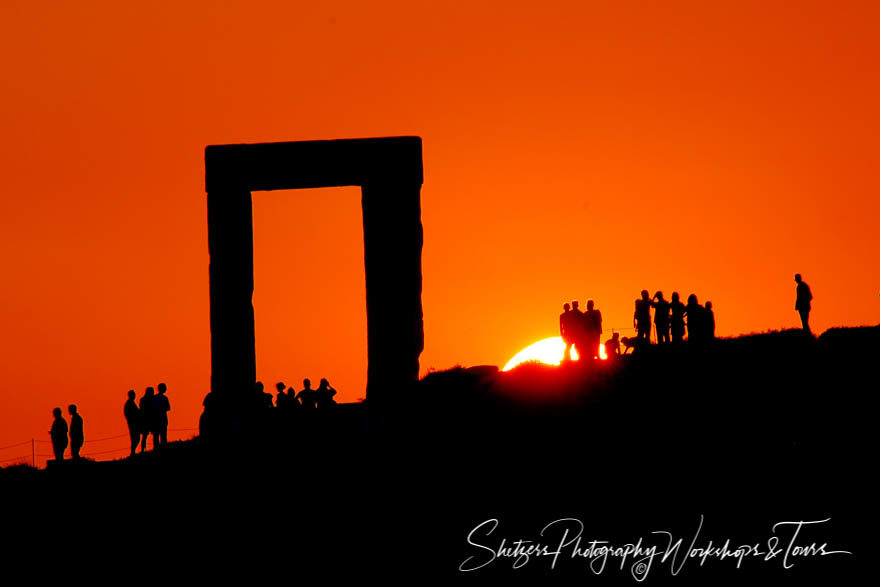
204;187;256;434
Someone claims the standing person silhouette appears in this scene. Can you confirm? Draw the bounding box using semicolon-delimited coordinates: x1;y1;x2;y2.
584;299;603;359
670;292;686;343
685;294;704;343
634;290;652;343
559;303;574;362
124;390;140;457
49;408;68;462
156;383;171;448
255;381;273;409
316;378;338;408
651;291;671;344
296;379;316;409
705;301;716;340
275;382;289;410
68;405;84;460
139;387;157;453
569;300;586;359
794;274;813;333
286;385;300;410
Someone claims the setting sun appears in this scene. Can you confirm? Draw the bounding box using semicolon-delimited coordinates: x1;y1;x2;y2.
502;336;610;370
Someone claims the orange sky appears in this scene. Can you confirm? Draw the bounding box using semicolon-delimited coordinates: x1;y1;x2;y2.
1;1;878;465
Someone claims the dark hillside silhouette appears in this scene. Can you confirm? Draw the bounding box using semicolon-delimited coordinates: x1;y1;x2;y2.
3;326;872;581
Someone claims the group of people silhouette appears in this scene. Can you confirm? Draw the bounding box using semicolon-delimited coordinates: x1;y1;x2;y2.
634;290;716;345
198;376;341;438
560;274;813;361
255;378;338;411
49;405;84;461
558;290;717;362
559;299;604;361
123;383;171;457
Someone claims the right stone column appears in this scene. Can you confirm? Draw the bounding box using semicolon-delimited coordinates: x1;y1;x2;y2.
361;181;424;409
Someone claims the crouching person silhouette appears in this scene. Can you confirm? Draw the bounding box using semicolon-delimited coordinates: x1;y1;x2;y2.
604;332;621;360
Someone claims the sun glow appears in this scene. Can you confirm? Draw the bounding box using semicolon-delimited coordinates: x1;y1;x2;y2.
502;336;608;371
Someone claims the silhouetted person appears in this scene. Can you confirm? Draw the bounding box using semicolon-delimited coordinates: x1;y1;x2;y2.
286;386;300;410
316;378;338;408
49;408;68;462
705;301;716;340
559;303;574;361
275;381;289;410
583;299;603;359
651;291;671;344
156;383;171;448
795;273;813;333
296;379;316;409
569;300;586;358
685;294;704;343
634;290;652;343
255;381;273;409
68;405;83;460
200;392;216;438
669;291;687;342
139;387;157;452
670;292;686;343
124;390;140;457
604;332;621;359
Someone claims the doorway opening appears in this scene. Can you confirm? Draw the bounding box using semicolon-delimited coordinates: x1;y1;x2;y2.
252;187;366;404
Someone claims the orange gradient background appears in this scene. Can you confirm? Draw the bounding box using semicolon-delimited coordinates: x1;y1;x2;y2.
1;1;878;464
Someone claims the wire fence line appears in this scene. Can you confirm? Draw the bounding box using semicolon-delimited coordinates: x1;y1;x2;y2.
0;439;34;451
0;427;200;468
1;453;32;465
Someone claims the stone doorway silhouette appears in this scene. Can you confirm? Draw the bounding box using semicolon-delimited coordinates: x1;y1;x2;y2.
204;137;424;416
